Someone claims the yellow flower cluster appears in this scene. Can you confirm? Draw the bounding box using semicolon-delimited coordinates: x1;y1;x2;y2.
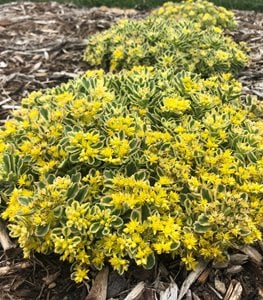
0;1;261;283
0;66;262;282
151;0;236;30
84;3;247;75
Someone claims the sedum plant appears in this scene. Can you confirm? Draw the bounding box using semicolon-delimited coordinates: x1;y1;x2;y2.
151;0;237;30
0;67;263;282
83;17;248;75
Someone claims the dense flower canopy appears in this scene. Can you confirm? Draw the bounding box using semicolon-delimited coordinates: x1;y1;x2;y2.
0;0;262;284
0;67;262;282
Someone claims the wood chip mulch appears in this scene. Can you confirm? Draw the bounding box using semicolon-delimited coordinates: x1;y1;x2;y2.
0;2;263;300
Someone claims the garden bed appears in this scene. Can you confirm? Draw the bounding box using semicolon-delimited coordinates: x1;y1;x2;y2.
0;2;263;300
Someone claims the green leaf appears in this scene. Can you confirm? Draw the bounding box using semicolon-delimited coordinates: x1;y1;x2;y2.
58;159;70;170
201;188;212;201
39;108;49;121
69;152;80;163
239;229;251;236
141;204;151;221
156;166;164;177
193;223;210;233
75;186;88;202
134;170;148;181
111;216;123;228
72;236;81;245
89;222;101;233
102;227;110;235
67;182;79;199
104;170;114;179
125;161;137;176
62;227;71;237
87;157;95;165
71;172;81;183
217;184;225;193
130;209;141;221
89;205;100;215
186;217;193;226
170;241;180;251
65;146;79;153
53;206;63;218
18;196;32;206
240;193;248;200
234;152;246;163
129;139;140;151
196;214;210;226
46;174;56;184
144;253;155;270
101;196;112;205
35;224;50;237
51;227;63;237
3;153;12;174
183;198;191;215
247;152;257;163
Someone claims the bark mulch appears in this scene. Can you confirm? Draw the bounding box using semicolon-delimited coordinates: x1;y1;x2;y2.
0;2;263;300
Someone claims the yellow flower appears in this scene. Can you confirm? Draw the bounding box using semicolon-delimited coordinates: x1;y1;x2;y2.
73;267;89;283
109;256;129;273
215;50;230;61
162;95;191;114
182;254;198;270
123;220;141;234
183;232;197;250
55;92;74;106
153;240;172;254
112;47;124;60
158;176;173;185
17;175;25;186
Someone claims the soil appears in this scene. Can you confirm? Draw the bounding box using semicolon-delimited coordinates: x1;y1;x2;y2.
0;2;263;300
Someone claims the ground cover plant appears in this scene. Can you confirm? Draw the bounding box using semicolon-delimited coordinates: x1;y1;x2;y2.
83;17;248;75
0;67;263;282
0;0;263;287
151;0;237;30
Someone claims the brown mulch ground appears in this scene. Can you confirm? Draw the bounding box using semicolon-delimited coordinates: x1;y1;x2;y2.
0;2;146;120
0;2;263;300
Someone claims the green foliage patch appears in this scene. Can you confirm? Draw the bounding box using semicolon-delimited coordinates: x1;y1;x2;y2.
0;68;263;282
84;17;248;75
0;0;262;284
151;0;237;30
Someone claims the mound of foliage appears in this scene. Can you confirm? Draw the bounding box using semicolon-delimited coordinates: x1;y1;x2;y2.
0;67;263;283
0;0;262;284
151;0;237;30
83;17;248;75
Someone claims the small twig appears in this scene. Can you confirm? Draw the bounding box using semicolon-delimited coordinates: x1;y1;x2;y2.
207;283;223;300
0;98;13;106
1;105;21;110
0;261;32;276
